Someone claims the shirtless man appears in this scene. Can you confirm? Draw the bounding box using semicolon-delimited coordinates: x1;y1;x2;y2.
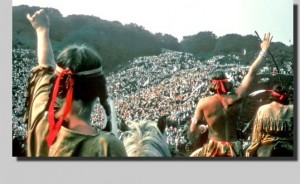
189;33;272;157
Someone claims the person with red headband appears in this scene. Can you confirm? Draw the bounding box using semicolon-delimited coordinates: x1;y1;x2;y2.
245;85;293;157
24;9;127;157
189;33;272;157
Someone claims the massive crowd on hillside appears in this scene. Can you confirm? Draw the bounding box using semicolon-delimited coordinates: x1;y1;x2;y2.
12;48;293;156
12;48;37;155
105;51;248;124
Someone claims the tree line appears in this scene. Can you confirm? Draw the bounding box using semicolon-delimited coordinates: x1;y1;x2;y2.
13;5;294;73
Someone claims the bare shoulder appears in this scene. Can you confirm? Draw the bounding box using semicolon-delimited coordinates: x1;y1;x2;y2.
197;96;215;106
200;96;214;102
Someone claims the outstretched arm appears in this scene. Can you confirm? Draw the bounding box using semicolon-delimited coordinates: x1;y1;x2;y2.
236;33;272;97
27;9;55;68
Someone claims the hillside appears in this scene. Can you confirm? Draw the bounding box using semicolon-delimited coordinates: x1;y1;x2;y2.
13;5;294;73
12;48;294;156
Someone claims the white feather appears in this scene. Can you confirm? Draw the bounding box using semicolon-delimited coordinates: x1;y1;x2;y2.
249;90;267;96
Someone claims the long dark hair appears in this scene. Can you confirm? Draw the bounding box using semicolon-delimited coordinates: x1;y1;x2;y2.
54;44;107;103
208;70;233;94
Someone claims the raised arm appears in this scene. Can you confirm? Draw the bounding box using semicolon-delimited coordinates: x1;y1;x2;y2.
236;33;272;97
27;9;55;68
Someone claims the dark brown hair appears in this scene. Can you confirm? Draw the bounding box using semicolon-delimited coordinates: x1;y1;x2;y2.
54;44;107;103
269;85;289;105
208;70;233;94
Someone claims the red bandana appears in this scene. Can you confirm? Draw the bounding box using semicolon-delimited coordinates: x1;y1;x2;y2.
211;79;228;94
266;90;285;100
46;66;74;147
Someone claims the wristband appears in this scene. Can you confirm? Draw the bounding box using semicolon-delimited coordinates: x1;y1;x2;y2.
259;50;267;57
191;116;198;125
199;124;207;134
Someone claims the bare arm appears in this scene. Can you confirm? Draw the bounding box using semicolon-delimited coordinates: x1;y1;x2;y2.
27;9;55;68
190;98;205;133
236;33;272;97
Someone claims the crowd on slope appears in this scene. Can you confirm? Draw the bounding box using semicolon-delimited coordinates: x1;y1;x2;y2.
12;48;293;156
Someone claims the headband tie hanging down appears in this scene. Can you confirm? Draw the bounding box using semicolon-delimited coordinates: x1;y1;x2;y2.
46;65;103;146
46;67;74;146
211;79;228;94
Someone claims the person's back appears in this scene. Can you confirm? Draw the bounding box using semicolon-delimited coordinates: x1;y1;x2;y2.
190;94;243;157
189;33;272;157
49;127;126;157
25;9;127;157
245;85;293;157
201;94;240;142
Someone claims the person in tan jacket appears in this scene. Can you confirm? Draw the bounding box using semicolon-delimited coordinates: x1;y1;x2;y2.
245;85;293;157
24;9;127;157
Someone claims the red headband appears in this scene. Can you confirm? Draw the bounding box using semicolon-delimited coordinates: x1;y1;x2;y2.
211;79;228;94
266;90;286;101
46;66;74;147
46;64;104;146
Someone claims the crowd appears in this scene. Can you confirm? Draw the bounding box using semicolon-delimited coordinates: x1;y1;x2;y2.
12;48;38;155
106;51;249;123
12;48;293;156
82;50;254;154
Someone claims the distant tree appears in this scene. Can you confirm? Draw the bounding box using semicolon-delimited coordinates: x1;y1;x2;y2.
241;35;260;53
155;33;180;51
214;34;244;54
46;8;66;42
267;42;293;68
13;5;292;73
13;5;39;48
237;35;260;65
13;5;162;72
180;31;217;54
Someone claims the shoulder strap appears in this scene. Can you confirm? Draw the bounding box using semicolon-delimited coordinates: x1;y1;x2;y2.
214;95;234;123
215;95;245;140
215;95;228;111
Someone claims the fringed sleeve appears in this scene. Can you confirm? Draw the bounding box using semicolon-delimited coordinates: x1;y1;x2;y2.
245;108;263;157
245;104;293;157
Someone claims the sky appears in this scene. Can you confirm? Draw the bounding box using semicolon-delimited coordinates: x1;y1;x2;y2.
12;0;294;45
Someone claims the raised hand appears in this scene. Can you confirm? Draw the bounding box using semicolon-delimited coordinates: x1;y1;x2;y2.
260;32;273;52
27;9;55;67
27;9;50;32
